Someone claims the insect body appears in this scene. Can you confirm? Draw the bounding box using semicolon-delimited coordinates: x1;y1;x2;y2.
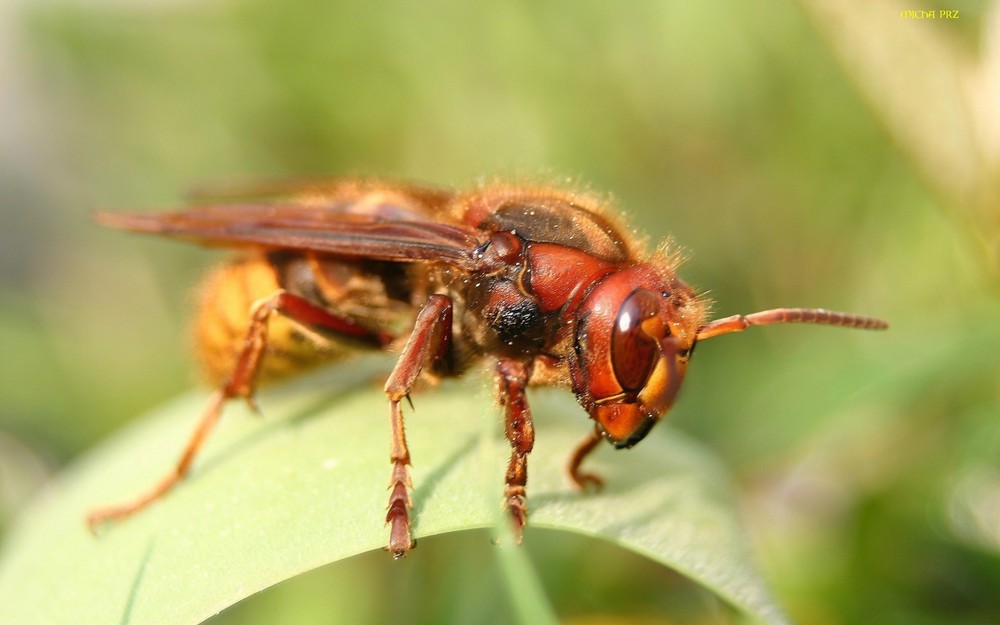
89;178;887;557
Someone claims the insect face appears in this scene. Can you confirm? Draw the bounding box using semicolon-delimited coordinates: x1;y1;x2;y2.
571;264;704;448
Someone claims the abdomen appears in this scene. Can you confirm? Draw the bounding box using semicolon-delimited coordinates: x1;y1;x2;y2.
193;253;413;387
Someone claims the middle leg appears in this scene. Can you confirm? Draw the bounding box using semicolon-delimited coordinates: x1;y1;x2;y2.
496;358;535;542
382;294;454;558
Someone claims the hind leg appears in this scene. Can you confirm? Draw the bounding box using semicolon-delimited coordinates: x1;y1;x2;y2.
87;289;392;530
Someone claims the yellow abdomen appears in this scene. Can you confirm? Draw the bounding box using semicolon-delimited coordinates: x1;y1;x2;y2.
193;255;347;387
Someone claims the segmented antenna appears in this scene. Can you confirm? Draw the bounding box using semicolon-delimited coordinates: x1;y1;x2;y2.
696;308;888;341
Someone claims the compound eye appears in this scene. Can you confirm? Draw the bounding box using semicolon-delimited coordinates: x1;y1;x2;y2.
611;289;663;394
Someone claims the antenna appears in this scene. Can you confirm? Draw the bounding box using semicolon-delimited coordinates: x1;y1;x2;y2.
696;308;888;341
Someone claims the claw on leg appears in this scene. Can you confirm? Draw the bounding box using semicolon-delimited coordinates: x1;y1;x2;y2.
503;484;528;544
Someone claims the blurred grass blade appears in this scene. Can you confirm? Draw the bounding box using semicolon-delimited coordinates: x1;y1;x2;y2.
946;465;1000;553
0;358;787;625
494;543;561;625
797;0;1000;263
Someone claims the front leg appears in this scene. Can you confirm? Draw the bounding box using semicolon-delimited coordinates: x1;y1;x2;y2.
496;358;534;542
382;294;453;558
566;425;604;490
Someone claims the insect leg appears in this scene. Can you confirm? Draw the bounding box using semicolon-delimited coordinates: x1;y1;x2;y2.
87;289;389;531
496;358;534;542
566;425;604;490
382;294;454;558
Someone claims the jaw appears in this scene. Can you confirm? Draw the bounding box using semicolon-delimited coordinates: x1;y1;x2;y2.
593;402;659;448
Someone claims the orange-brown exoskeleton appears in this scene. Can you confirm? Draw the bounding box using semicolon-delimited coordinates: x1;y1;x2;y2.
89;178;887;557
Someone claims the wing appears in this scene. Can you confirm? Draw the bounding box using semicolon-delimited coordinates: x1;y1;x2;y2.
183;176;455;208
95;201;484;271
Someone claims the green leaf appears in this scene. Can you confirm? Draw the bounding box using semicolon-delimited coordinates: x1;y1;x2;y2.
0;356;787;625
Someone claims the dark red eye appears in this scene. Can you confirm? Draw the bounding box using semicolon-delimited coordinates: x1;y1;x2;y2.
611;289;662;393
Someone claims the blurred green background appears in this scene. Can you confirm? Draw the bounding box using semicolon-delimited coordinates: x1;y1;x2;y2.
2;0;999;623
